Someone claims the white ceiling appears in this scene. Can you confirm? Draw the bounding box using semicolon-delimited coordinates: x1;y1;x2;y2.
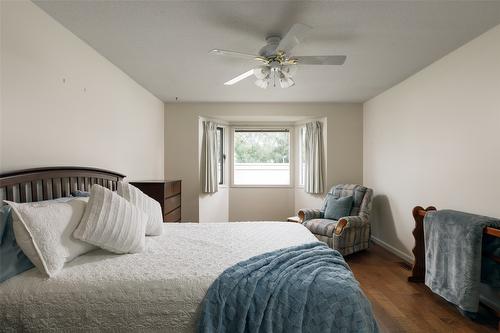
34;1;500;103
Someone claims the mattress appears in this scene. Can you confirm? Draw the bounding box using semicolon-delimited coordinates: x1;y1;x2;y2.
0;222;317;332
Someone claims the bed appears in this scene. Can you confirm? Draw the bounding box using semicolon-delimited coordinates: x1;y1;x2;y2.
0;167;376;332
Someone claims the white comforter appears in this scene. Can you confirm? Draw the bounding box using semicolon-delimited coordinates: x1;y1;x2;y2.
0;222;317;332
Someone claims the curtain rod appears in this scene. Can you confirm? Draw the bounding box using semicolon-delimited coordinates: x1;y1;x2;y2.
234;129;290;133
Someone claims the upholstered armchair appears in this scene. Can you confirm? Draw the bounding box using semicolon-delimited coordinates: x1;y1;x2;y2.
298;184;373;256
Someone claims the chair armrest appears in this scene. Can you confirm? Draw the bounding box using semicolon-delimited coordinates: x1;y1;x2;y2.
298;209;324;222
335;216;368;236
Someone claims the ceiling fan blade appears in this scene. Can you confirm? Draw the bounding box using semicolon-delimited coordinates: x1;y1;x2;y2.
294;55;347;65
224;69;255;85
210;49;262;61
276;23;312;53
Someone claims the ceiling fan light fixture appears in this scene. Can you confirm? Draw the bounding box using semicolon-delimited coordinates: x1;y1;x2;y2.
279;74;295;88
254;66;271;80
212;23;347;89
254;78;269;89
281;64;297;77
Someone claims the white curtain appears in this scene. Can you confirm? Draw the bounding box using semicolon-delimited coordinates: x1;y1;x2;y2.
304;121;324;194
201;121;218;193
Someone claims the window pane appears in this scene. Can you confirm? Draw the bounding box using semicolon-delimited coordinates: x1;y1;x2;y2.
234;130;290;185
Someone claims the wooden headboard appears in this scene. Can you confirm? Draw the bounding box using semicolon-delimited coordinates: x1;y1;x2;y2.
0;167;125;205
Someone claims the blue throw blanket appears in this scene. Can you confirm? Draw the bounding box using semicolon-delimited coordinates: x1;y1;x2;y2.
198;242;378;333
424;209;500;313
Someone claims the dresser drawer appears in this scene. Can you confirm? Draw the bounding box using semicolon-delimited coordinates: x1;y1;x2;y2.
165;181;181;198
164;207;181;222
164;194;181;214
130;180;182;222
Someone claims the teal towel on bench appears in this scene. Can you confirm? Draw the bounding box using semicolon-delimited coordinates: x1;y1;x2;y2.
198;242;378;333
424;209;500;313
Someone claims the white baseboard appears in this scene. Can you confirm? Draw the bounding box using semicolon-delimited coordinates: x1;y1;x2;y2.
370;236;413;264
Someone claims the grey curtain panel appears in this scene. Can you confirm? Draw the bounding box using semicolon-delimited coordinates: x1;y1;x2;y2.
304;121;324;194
201;121;218;193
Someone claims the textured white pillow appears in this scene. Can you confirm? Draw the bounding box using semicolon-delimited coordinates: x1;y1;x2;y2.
6;198;96;277
117;181;163;236
73;185;147;254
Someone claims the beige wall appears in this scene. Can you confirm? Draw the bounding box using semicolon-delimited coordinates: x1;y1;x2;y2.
199;187;230;222
363;24;500;260
230;187;295;222
1;1;164;180
165;103;363;222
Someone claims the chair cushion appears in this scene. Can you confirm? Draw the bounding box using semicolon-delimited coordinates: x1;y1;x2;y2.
324;195;353;220
302;218;338;237
321;185;368;216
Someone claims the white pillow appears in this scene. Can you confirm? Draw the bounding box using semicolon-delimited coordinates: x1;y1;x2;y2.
5;197;96;277
73;184;147;254
117;181;163;236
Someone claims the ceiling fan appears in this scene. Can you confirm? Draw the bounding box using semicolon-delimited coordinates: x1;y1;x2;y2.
210;23;346;89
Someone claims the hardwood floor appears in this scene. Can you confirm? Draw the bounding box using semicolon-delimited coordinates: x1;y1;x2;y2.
346;243;498;333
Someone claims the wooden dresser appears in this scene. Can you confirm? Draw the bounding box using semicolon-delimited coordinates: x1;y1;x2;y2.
129;180;182;222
